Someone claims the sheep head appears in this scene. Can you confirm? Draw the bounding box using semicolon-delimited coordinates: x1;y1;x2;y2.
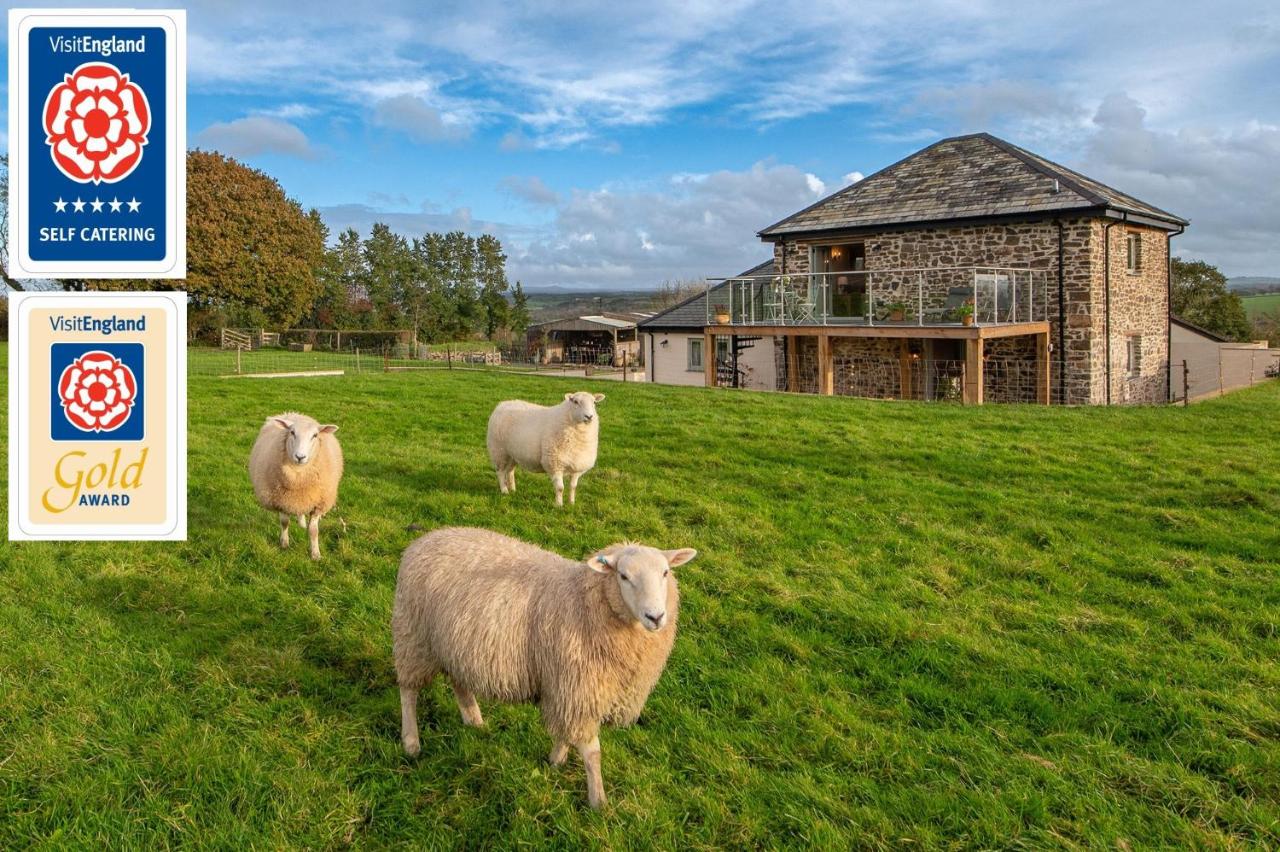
271;415;338;466
590;545;696;631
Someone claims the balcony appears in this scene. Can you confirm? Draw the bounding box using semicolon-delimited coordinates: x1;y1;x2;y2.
704;267;1048;329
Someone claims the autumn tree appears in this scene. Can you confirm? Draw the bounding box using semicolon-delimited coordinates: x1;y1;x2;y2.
1171;257;1252;342
88;151;325;334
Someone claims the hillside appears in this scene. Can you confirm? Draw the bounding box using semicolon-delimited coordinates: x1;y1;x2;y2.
1243;292;1280;320
1;345;1278;847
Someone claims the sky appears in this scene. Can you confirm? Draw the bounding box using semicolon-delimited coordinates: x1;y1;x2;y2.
4;0;1279;289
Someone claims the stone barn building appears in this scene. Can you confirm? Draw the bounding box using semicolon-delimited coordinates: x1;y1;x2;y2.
640;133;1188;404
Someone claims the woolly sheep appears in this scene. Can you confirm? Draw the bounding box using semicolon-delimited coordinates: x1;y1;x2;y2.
392;526;697;809
486;391;604;506
248;412;343;560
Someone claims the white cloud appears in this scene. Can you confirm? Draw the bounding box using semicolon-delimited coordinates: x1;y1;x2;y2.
843;171;864;185
500;176;560;206
194;116;319;160
372;95;471;143
804;173;826;195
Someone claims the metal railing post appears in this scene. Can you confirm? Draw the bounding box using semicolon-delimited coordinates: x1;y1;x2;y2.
918;272;924;326
868;273;875;326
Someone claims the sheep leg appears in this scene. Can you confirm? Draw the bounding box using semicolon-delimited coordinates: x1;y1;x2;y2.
506;467;517;493
568;472;582;505
278;513;291;548
548;741;570;766
495;466;510;494
399;686;422;757
450;681;485;727
308;512;323;560
576;735;606;809
551;471;565;507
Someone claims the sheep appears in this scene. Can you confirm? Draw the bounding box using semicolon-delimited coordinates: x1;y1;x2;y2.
248;412;343;560
486;391;604;506
392;526;697;809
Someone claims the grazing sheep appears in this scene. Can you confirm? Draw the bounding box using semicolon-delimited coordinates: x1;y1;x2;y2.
392;526;697;809
248;412;343;560
486;391;604;506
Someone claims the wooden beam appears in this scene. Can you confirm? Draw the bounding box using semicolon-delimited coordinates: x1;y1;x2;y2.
964;337;984;405
899;339;912;400
704;321;1050;340
786;335;799;393
1036;331;1051;405
818;333;833;395
704;331;715;388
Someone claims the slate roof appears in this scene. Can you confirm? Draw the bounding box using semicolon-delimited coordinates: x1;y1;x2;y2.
638;260;773;330
759;133;1188;237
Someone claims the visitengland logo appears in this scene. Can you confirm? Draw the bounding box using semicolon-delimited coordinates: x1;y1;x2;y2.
43;62;151;185
50;343;146;442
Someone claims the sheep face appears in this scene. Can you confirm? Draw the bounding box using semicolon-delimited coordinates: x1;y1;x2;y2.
592;546;697;631
272;417;338;466
563;391;605;425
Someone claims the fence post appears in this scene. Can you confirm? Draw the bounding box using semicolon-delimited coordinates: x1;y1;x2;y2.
236;345;242;375
1218;349;1224;396
1182;359;1189;407
622;350;628;382
383;347;389;373
447;344;453;370
1250;351;1256;385
355;347;361;373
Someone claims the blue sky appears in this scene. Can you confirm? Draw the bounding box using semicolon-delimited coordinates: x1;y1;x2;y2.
6;0;1280;288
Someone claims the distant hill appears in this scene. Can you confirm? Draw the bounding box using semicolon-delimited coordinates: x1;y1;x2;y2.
524;289;663;323
1228;276;1280;293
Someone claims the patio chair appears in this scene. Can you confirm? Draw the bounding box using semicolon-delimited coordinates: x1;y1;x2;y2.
922;286;974;323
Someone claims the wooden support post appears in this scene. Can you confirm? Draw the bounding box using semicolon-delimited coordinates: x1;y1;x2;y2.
818;333;833;395
898;339;912;400
964;336;984;404
704;331;715;387
787;335;800;393
1036;331;1051;404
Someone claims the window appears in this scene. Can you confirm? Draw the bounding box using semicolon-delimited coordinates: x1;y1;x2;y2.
1126;233;1142;274
1126;335;1143;377
687;338;703;371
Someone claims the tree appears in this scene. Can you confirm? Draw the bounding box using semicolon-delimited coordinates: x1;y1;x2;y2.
508;281;531;339
88;151;325;334
0;156;19;291
1171;257;1252;342
476;234;510;339
652;278;705;310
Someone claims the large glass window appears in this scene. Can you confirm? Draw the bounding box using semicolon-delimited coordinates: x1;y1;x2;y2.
814;244;866;318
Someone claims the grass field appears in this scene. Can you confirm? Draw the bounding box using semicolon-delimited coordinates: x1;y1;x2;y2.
1243;292;1280;320
2;343;1279;847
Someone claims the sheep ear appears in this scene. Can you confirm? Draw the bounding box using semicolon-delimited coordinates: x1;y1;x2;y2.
271;417;291;430
564;392;574;402
593;393;606;403
588;553;617;574
319;424;339;434
663;548;697;568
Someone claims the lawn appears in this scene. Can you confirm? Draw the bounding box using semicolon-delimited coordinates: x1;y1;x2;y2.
1;342;1279;848
1243;292;1280;320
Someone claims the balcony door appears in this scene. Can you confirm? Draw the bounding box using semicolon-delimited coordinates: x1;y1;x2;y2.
813;243;866;320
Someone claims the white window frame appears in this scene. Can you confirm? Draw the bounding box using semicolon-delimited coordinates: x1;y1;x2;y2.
1126;233;1142;274
687;337;704;371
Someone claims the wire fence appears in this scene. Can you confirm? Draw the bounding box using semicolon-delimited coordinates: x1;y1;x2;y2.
189;340;645;382
1171;347;1280;404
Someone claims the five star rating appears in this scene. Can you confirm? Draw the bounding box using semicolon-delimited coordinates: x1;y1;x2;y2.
53;196;142;214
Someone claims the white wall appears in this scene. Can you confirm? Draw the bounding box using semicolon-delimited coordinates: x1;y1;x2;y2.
645;332;777;389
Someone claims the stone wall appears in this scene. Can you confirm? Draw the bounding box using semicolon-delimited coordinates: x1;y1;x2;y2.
767;217;1170;404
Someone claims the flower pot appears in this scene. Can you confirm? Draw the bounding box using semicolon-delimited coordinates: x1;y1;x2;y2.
714;312;730;325
889;309;905;322
961;315;974;327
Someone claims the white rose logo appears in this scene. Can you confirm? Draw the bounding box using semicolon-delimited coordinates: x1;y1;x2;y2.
58;351;138;432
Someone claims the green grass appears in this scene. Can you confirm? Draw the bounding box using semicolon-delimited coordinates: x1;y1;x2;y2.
2;342;1279;847
1243;292;1280;320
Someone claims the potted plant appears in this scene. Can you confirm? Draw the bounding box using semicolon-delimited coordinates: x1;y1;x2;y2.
713;304;731;324
885;300;910;322
956;301;975;327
